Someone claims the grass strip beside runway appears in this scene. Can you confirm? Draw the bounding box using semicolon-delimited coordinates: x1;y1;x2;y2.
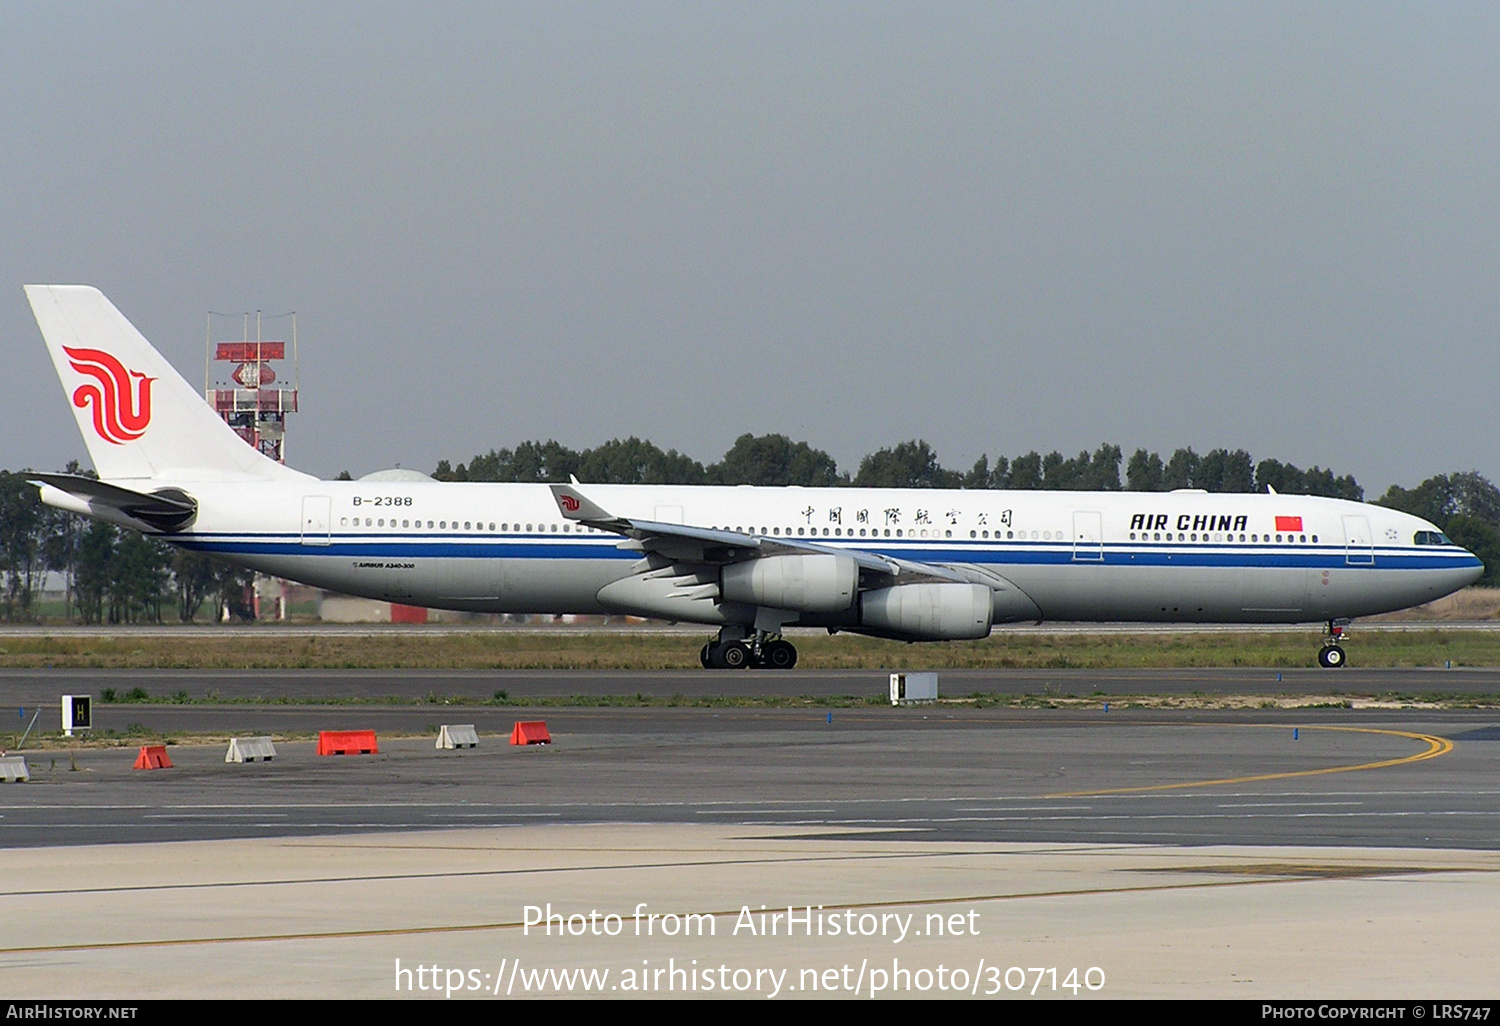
2;628;1500;669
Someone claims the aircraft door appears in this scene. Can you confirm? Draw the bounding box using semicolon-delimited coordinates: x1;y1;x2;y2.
1072;511;1104;562
300;495;332;546
1341;514;1374;566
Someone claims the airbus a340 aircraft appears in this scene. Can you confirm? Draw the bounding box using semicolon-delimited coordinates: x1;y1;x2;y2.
24;285;1484;669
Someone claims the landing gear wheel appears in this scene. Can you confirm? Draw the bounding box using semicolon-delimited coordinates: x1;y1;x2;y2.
1318;645;1346;668
719;642;751;669
762;639;798;670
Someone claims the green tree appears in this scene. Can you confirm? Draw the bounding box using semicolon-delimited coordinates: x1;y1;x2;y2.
105;532;171;623
215;563;257;621
1256;459;1362;500
172;550;220;622
73;522;115;624
963;454;1009;489
1038;445;1122;490
1008;451;1043;490
710;434;842;487
1163;448;1201;490
1378;472;1500;526
1126;449;1165;491
0;471;44;620
575;438;706;485
852;441;961;489
1196;449;1256;492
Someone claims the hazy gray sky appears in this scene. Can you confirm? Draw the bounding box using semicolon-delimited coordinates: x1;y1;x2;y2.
3;3;1497;492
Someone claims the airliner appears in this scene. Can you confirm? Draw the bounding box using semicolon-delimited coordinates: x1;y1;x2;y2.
24;285;1484;669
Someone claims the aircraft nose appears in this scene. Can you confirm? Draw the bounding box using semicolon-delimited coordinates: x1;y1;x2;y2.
1461;549;1486;586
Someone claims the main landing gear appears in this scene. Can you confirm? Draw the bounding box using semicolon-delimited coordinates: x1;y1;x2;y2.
699;627;798;670
1318;619;1350;668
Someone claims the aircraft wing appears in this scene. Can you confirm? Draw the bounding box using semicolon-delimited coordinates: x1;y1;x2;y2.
549;483;966;586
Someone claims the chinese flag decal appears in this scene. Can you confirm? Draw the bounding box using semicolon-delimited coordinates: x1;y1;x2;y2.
1275;516;1303;532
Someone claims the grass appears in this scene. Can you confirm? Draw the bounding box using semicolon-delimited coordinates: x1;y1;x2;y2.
2;628;1500;669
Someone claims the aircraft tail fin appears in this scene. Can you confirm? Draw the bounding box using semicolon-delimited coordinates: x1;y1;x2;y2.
25;285;309;482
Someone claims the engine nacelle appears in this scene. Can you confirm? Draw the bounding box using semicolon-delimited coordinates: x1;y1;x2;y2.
859;583;993;640
722;554;858;613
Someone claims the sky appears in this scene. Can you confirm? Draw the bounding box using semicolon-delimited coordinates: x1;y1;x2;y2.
2;3;1497;493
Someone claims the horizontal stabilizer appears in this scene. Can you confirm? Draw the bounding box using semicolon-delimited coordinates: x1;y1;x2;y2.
30;473;197;531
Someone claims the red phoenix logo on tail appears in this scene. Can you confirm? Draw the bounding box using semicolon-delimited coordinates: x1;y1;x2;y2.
63;346;155;444
560;494;581;513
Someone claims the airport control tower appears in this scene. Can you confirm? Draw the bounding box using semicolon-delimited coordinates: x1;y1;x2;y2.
204;312;298;463
205;311;301;621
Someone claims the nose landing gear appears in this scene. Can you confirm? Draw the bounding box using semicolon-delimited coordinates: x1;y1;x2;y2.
1318;619;1350;668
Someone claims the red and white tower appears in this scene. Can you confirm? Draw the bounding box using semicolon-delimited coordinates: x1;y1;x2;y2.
205;312;299;463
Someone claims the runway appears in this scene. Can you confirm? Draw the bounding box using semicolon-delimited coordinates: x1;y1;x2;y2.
2;666;1499;997
3;702;1499;850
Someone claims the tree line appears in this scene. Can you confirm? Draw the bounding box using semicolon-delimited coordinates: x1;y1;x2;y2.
1;435;1495;622
434;434;1365;499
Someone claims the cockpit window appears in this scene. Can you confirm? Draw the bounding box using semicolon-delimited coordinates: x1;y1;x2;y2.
1413;530;1453;546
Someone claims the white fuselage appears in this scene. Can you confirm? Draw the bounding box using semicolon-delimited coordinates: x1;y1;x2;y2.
152;479;1481;627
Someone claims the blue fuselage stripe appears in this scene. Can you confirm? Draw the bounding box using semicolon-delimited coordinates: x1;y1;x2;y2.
166;534;1482;572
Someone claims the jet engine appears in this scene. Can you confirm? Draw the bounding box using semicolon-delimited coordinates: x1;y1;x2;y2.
858;582;993;640
721;553;858;613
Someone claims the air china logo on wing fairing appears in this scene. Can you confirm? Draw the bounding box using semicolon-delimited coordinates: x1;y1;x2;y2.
560;495;581;512
63;346;155;445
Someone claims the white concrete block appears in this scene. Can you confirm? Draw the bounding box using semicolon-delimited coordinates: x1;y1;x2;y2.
0;755;30;782
226;737;277;763
437;724;479;749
